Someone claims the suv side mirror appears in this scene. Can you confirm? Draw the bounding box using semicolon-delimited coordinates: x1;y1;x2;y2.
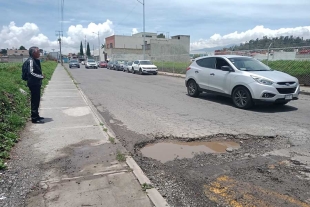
221;66;233;72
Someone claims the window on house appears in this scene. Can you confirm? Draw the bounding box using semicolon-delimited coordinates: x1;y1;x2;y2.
110;43;113;48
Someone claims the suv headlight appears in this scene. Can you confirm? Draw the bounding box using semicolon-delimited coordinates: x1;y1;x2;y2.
251;75;273;85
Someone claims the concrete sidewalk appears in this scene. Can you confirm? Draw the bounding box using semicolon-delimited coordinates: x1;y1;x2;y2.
158;71;310;95
25;64;168;207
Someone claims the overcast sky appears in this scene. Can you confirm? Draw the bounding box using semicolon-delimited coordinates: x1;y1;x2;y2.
1;0;310;53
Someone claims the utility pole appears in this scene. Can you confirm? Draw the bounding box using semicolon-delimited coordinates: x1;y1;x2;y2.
137;0;145;59
92;31;100;61
84;35;87;59
56;30;63;65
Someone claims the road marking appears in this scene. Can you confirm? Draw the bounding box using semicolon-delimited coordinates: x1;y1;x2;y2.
204;175;310;207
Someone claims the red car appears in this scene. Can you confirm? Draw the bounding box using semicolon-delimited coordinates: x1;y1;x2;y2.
98;61;108;68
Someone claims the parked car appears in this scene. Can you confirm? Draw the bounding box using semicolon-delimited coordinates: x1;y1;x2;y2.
123;61;133;73
185;55;300;109
69;59;80;68
107;61;115;70
132;60;158;75
85;59;98;69
112;60;125;71
98;61;108;68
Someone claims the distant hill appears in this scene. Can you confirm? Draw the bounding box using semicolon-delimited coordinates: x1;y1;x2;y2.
191;44;235;54
228;36;310;51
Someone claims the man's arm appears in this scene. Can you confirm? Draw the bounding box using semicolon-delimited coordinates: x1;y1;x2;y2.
29;59;44;79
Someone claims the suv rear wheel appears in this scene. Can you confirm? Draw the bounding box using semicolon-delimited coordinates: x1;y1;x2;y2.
232;86;253;109
139;68;143;75
187;80;200;97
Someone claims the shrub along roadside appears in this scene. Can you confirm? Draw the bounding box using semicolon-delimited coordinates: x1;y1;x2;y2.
0;61;57;169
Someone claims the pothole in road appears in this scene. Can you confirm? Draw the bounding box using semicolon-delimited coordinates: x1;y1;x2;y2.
141;141;240;163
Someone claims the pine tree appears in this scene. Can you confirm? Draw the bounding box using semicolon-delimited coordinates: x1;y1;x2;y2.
80;41;84;56
86;42;91;57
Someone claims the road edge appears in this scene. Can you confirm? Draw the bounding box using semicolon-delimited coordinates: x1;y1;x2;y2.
64;66;170;207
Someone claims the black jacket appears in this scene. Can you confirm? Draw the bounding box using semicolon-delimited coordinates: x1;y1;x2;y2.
26;58;44;86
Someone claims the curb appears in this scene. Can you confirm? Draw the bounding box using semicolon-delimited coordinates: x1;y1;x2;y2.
300;90;310;96
64;65;170;207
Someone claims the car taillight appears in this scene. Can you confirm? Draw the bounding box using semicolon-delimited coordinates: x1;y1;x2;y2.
186;66;191;71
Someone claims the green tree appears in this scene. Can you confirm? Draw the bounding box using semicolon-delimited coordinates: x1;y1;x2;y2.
157;33;165;38
86;42;91;57
0;49;7;55
19;46;26;50
80;41;84;56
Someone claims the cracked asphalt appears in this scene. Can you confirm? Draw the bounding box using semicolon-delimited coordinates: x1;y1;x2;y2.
67;65;310;206
69;66;310;146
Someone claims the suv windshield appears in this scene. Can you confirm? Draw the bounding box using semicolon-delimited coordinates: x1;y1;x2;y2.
140;61;152;65
88;59;95;62
228;57;271;71
70;60;78;63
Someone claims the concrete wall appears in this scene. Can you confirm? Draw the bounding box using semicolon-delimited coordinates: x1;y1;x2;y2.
150;37;190;62
132;32;157;38
106;48;151;61
114;35;153;49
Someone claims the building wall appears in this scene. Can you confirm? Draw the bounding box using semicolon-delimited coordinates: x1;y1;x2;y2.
114;35;154;49
105;48;151;61
106;36;115;49
150;36;190;62
132;32;157;38
7;49;28;56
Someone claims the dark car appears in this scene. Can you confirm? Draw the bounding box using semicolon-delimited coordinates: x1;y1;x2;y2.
69;60;80;68
98;61;108;68
114;60;126;71
107;61;115;70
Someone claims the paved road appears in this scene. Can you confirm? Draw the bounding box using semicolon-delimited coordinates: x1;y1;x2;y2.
68;65;310;206
68;65;310;147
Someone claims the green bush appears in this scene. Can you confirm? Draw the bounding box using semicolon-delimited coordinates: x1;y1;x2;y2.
0;61;57;169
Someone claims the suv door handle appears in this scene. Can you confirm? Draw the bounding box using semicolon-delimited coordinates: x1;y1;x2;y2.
195;71;199;73
210;73;215;76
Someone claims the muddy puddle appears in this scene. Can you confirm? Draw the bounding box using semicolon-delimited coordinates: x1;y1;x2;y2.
141;141;240;163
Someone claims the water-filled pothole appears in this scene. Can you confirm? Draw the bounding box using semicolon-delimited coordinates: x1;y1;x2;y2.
141;141;240;163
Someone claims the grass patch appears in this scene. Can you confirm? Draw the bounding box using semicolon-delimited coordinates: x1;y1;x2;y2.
116;151;126;162
109;136;115;144
0;61;57;170
103;128;108;132
154;61;190;74
141;183;153;191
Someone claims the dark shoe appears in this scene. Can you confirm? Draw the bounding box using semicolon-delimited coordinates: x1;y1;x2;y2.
32;119;44;124
38;116;44;120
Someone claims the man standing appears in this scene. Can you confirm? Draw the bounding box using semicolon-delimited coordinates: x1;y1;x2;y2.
25;46;45;123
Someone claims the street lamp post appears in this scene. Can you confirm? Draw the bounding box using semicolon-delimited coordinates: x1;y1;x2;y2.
92;32;100;61
137;0;145;60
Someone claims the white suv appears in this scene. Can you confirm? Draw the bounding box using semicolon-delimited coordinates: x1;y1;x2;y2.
132;60;158;75
185;55;300;109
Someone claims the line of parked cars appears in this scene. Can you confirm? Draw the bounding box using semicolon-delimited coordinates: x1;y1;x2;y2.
107;60;158;75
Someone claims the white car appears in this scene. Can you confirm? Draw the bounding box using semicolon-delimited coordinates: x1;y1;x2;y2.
185;55;300;109
132;60;158;75
85;59;98;69
123;61;133;73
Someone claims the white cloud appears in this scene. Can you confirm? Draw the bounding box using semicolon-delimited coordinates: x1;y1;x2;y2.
191;25;310;50
0;20;114;53
132;28;138;35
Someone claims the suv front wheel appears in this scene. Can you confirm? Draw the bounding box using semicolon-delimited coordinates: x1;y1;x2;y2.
232;86;253;109
187;80;200;97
